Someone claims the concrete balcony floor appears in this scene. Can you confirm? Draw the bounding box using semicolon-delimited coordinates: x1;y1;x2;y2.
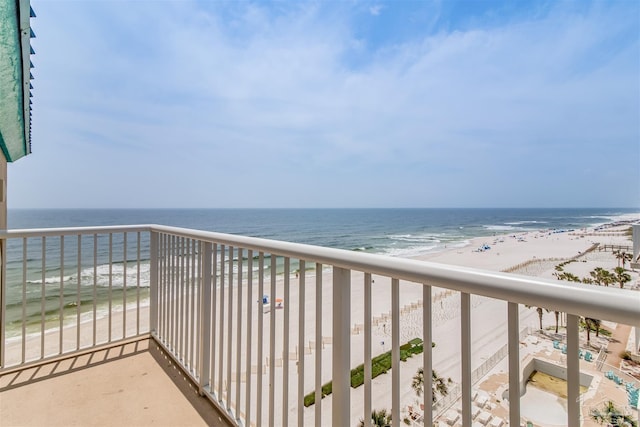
0;339;231;427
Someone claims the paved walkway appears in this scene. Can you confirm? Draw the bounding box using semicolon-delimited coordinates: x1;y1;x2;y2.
604;323;632;369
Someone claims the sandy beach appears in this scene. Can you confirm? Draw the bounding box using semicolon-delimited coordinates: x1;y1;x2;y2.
3;216;639;426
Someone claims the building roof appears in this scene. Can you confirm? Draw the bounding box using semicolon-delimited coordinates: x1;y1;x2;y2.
0;0;34;162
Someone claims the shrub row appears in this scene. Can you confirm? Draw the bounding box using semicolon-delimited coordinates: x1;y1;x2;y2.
304;338;429;406
303;382;333;407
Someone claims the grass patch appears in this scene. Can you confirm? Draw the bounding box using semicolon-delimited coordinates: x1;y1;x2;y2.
581;320;612;337
304;338;428;406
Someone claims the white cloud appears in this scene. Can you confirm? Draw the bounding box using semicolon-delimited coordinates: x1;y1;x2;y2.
369;5;383;16
10;0;639;208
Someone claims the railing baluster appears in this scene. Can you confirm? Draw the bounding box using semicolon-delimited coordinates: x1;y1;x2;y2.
245;250;254;426
92;234;97;346
169;234;174;345
423;284;433;424
282;257;290;426
179;237;185;360
227;246;234;413
391;278;400;424
76;235;81;350
41;236;46;359
168;235;173;348
256;252;265;427
235;248;243;422
187;239;198;371
210;243;218;400
21;238;27;363
183;238;188;361
149;232;158;336
185;239;191;371
199;242;212;395
136;231;141;335
0;235;6;367
171;235;177;352
508;302;520;426
269;254;276;427
160;234;167;341
165;235;170;346
108;233;112;342
567;313;580;427
218;245;226;403
332;267;351;427
194;240;200;380
165;234;170;345
297;260;306;427
461;292;472;427
123;233;127;340
157;234;163;340
314;262;322;427
59;235;64;354
175;235;180;351
364;273;372;427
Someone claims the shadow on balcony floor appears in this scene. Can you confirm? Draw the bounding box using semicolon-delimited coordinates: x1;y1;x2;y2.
0;339;232;427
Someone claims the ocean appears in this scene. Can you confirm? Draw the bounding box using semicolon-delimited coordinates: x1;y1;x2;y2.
5;208;639;336
9;208;639;258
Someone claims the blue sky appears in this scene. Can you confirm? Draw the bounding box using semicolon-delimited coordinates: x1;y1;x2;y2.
10;0;640;208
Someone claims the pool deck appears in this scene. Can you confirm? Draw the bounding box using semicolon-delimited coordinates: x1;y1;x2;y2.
435;325;639;427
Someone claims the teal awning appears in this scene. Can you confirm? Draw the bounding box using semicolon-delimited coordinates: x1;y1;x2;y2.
0;0;34;162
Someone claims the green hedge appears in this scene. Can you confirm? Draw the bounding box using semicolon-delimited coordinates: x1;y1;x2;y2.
303;382;333;407
303;338;429;406
350;339;425;389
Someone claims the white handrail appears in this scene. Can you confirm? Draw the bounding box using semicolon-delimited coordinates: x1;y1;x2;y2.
149;225;640;326
0;225;151;238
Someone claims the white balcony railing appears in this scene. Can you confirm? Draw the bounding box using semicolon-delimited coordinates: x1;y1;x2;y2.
1;225;639;427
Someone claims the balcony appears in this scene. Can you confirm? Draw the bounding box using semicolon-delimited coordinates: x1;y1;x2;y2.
1;225;639;427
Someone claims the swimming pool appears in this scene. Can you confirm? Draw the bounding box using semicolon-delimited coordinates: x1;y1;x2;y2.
521;385;568;426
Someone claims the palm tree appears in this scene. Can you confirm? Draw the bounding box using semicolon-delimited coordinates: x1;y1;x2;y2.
590;400;638;427
358;408;392;427
613;250;633;269
590;267;615;287
602;269;615;287
590;267;607;286
584;317;601;343
526;305;548;331
411;367;452;402
613;266;632;289
559;272;581;282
